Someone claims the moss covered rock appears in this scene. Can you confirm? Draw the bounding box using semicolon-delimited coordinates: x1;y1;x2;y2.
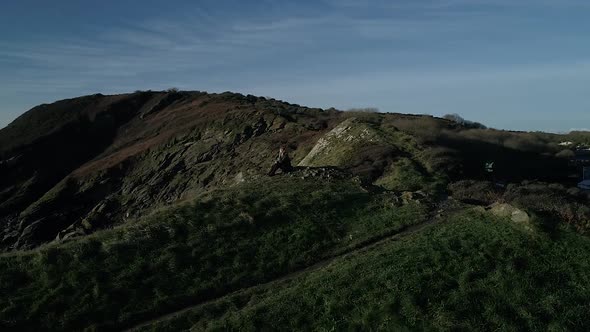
298;118;386;168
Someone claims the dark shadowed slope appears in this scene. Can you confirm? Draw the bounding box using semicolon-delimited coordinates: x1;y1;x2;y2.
0;91;341;250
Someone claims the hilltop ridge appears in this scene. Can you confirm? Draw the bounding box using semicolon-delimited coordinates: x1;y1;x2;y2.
0;91;339;249
2;90;589;250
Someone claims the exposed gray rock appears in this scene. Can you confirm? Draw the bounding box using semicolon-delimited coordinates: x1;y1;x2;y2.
488;202;532;230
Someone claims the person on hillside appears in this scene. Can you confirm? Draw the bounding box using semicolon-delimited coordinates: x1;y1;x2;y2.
485;161;494;176
485;160;497;184
268;146;293;176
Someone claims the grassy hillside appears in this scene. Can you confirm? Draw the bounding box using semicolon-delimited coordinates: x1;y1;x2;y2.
2;174;590;331
2;90;584;251
143;210;590;331
4;172;590;331
0;91;342;251
0;176;428;331
2;91;590;331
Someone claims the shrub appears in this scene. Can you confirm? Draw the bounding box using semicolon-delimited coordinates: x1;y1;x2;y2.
556;149;575;159
346;107;380;113
503;182;590;234
388;116;447;143
449;180;503;205
503;135;549;153
420;146;462;175
375;158;427;192
443;113;487;129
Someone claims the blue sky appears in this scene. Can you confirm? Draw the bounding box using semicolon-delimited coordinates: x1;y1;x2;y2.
1;0;590;132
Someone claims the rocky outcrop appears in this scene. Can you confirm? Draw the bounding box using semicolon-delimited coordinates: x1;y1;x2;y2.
488;202;533;231
298;118;385;167
0;91;338;250
289;166;354;180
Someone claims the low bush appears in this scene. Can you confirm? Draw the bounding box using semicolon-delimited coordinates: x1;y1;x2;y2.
443;113;487;129
346;107;380;113
503;182;590;234
556;149;575;158
449;180;503;205
375;158;448;195
388;116;448;144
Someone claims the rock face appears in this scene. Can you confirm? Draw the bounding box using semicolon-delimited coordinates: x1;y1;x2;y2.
297;116;434;189
0;95;439;251
400;191;428;205
0;91;342;250
289;166;354;181
488;202;532;230
298;118;384;167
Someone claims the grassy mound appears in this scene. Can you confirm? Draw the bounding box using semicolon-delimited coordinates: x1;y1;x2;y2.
298;118;388;168
297;116;446;193
0;176;428;331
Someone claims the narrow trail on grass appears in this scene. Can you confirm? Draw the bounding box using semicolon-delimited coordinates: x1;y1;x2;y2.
124;198;459;331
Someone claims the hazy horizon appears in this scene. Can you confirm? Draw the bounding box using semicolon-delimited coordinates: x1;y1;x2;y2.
2;0;590;132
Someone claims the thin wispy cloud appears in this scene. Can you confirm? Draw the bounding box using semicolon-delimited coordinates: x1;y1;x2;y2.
328;0;590;10
1;0;589;131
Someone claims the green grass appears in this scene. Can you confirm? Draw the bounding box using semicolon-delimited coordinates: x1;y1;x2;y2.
4;175;589;331
0;176;428;331
144;209;590;332
298;118;386;168
375;157;429;192
298;116;447;194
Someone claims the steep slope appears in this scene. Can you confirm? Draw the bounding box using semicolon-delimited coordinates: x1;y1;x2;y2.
0;90;584;251
0;176;430;331
0;92;161;247
0;91;341;250
2;176;590;331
